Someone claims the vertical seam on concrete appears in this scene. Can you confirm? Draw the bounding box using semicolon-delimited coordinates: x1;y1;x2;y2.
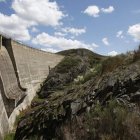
0;35;2;50
0;73;15;117
5;39;26;91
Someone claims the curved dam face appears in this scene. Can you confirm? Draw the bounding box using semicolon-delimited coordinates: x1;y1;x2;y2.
0;34;64;139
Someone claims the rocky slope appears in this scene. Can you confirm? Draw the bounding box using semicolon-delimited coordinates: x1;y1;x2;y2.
14;48;140;140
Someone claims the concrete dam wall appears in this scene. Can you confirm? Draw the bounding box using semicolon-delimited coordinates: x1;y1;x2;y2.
0;34;64;139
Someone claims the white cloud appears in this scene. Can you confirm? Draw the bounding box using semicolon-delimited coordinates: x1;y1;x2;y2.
0;0;65;41
128;23;140;41
31;27;39;33
101;6;114;13
102;37;110;46
116;30;124;39
54;32;66;37
61;27;86;36
41;48;58;53
83;5;100;17
0;13;31;41
92;43;99;48
12;0;65;27
32;32;94;51
108;51;118;56
83;5;114;17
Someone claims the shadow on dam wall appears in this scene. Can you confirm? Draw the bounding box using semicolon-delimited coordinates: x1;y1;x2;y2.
2;36;27;92
0;34;64;139
0;76;15;117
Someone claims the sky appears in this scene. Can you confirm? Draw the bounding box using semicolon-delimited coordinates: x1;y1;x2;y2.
0;0;140;56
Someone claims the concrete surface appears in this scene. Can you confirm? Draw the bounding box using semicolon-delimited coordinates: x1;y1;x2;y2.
0;34;64;139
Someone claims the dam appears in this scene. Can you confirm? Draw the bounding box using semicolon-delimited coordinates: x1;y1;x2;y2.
0;33;63;139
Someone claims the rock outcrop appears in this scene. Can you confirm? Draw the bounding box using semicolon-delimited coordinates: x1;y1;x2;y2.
14;49;140;140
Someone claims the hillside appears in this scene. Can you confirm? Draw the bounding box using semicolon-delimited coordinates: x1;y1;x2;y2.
11;48;140;140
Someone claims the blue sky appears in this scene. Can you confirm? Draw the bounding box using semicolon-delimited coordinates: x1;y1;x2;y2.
0;0;140;56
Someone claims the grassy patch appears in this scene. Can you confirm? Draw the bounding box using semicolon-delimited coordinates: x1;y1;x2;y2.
32;95;45;103
15;106;31;126
4;133;15;140
82;63;102;83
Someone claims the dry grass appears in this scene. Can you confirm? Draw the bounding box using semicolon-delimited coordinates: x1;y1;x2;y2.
133;45;140;62
85;100;140;140
101;45;140;75
101;55;125;74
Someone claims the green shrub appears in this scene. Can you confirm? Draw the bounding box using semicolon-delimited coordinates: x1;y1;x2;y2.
82;72;95;84
101;55;125;74
15;106;31;126
133;45;140;62
32;95;45;103
56;57;81;73
88;54;102;67
4;133;15;140
82;63;102;83
85;100;140;140
101;46;140;75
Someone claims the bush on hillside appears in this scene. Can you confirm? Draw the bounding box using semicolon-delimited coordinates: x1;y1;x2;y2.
4;133;15;140
101;55;125;74
56;57;81;73
133;45;140;62
82;63;102;83
85;100;140;140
